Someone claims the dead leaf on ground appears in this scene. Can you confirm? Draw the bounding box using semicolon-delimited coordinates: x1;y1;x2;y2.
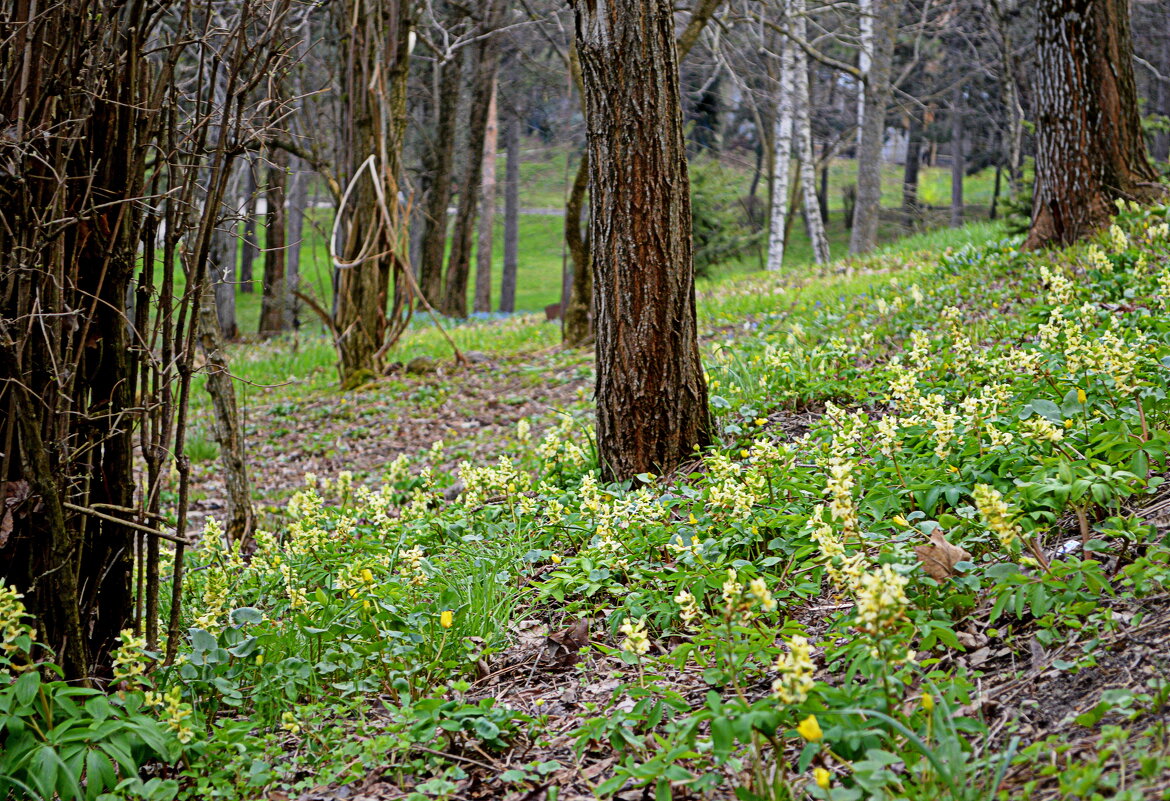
546;618;590;666
914;529;971;581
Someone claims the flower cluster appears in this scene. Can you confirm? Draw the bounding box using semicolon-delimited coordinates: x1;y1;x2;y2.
973;483;1022;549
619;617;650;655
0;585;32;657
674;589;702;627
771;635;815;704
398;545;427;587
111;628;151;685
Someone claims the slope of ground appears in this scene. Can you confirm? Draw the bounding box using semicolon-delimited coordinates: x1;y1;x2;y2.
10;215;1167;801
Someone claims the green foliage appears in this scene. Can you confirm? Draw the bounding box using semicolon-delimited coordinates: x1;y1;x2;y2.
0;594;183;801
31;202;1170;799
689;158;764;277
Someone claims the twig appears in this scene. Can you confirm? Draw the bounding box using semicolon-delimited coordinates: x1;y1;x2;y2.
62;502;191;545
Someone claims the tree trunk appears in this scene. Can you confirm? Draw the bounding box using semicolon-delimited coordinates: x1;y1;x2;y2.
500;108;521;313
259;147;288;335
561;1;720;347
1026;0;1163;249
857;0;873;150
902;114;922;221
849;0;895;254
793;0;830;264
571;0;712;482
199;281;255;544
443;0;507;318
766;15;796;272
990;0;1025;201
214;171;239;340
950;86;965;228
562;149;593;346
418;49;463;307
286;155;308;330
474;75;499;314
333;0;413;382
990;162;1002;220
240;159;259;293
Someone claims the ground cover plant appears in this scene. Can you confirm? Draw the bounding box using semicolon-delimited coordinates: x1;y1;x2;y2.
6;210;1170;801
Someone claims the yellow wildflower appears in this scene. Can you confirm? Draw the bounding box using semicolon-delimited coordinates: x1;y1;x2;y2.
814;768;831;789
440;610;454;629
797;715;824;742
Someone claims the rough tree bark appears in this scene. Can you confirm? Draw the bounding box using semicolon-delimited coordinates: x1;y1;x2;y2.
562;0;722;347
332;0;413;382
571;0;712;481
1025;0;1163;248
849;0;895;254
198;280;255;543
500;108;521;313
443;0;507;318
474;76;499;314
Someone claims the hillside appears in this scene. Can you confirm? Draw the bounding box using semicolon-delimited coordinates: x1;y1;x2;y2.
149;209;1170;800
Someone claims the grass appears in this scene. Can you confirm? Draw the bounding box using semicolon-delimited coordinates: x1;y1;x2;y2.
209;145;1014;338
147;204;1170;801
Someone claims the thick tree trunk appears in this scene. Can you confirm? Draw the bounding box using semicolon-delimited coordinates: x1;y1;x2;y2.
1026;0;1163;248
561;1;720;347
474;76;499;314
259;147;288;335
333;0;413;381
500;109;521;313
572;0;712;482
849;0;895;254
793;0;830;264
950;87;965;228
766;17;796;272
418;50;463;307
443;0;507;318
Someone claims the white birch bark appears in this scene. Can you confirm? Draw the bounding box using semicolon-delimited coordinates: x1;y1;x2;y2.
793;0;830;264
765;9;796;272
857;0;873;147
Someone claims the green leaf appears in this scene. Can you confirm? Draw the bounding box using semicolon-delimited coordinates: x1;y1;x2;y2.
14;671;40;707
230;607;264;625
85;750;117;801
711;717;733;763
189;628;217;653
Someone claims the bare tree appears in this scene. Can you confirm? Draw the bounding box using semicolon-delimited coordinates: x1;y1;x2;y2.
0;0;290;678
331;0;414;382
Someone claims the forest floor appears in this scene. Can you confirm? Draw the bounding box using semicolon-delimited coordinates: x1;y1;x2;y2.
162;216;1170;801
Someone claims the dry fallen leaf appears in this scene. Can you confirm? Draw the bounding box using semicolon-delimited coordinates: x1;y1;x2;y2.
546;618;590;666
913;529;971;581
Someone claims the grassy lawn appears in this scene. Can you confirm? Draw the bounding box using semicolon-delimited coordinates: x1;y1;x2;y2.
211;147;1016;337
